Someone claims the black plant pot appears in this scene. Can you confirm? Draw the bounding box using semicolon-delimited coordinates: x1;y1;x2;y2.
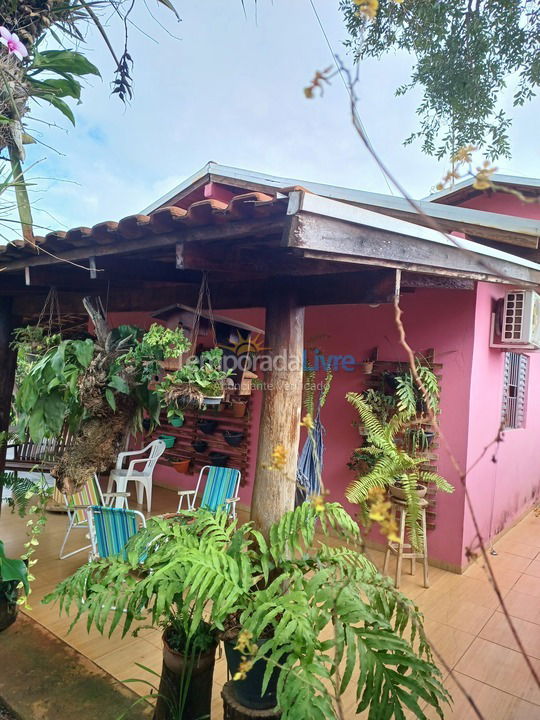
223;430;244;447
192;439;208;453
153;630;217;720
209;451;229;466
0;585;18;632
424;431;436;447
224;640;281;710
198;419;218;435
142;418;151;432
383;371;399;393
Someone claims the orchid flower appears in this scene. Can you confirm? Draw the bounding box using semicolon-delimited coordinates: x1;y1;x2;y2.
0;27;28;61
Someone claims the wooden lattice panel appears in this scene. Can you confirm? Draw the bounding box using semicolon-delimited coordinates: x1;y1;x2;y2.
358;352;442;531
153;396;252;484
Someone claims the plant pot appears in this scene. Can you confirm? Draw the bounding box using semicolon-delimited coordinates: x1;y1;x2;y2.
223;430;244;447
389;483;427;501
0;587;18;632
424;431;436;447
224;640;281;710
360;360;374;375
153;631;217;720
231;400;247;418
203;394;224;406
209;451;229;466
383;371;399;393
169;416;184;428
192;440;208;453
159;435;176;449
198;419;218;435
142;418;151;431
160;356;183;372
171;459;190;474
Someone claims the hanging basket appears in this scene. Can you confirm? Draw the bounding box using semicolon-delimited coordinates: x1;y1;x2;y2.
160;356;183;372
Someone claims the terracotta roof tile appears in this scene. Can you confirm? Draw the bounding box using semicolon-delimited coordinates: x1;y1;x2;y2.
0;193;287;265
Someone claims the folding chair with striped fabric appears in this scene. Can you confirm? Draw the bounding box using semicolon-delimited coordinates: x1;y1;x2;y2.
55;475;130;560
86;506;146;560
177;465;241;519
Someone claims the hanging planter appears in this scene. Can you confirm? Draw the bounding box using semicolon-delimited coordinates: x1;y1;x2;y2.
359;360;374;375
159;434;176;449
223;430;244;447
169;415;184;428
198;419;218;435
192;440;208;453
209;451;229;466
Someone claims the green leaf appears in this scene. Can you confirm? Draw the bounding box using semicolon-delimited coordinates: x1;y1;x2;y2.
28;76;82;100
0;541;29;593
0;115;11;125
105;388;116;411
38;94;76;126
108;375;129;394
32;51;101;78
74;339;94;368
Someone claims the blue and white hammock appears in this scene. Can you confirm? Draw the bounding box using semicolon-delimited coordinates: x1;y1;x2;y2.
295;410;325;506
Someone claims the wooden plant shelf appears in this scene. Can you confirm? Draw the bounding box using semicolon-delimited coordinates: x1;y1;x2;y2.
152;396;253;484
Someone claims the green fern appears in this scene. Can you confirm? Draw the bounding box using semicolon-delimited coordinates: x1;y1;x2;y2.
346;392;453;550
44;503;450;719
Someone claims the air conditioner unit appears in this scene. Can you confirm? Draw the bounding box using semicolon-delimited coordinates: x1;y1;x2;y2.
490;290;540;349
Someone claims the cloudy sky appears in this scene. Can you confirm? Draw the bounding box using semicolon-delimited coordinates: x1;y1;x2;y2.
11;0;540;239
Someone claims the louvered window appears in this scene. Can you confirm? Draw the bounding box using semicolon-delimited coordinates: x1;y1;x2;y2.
501;352;529;429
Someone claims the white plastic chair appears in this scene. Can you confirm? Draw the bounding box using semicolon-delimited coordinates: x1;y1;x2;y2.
107;439;166;513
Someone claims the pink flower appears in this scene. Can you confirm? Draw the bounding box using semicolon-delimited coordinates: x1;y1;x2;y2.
0;27;28;61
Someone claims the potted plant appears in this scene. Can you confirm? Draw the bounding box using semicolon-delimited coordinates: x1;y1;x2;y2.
346;392;453;549
45;507;450;719
0;541;29;631
359;359;374;374
156;348;232;413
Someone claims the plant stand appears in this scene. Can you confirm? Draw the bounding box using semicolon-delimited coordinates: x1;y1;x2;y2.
383;498;430;589
221;682;282;720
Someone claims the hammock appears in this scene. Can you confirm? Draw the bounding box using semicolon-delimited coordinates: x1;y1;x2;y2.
295;410;325;506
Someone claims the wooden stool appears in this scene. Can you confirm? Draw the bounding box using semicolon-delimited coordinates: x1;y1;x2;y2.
383;497;430;589
221;681;281;720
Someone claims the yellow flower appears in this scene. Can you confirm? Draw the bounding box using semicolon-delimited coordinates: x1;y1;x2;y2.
233;658;254;681
354;0;379;19
451;144;477;165
310;492;327;513
301;413;315;431
473;160;497;191
235;630;256;655
270;444;287;471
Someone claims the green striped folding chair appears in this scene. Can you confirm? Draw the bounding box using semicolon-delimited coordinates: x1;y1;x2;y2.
55;475;130;560
86;506;146;560
177;465;241;519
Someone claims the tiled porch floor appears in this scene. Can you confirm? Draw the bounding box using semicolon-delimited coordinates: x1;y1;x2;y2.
2;486;540;719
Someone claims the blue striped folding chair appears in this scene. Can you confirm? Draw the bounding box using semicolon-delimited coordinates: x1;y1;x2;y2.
177;465;241;519
86;505;146;560
55;475;131;560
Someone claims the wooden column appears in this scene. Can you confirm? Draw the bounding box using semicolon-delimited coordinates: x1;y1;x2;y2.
0;298;17;509
250;288;305;538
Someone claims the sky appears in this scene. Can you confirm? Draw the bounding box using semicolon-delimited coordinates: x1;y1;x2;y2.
9;0;540;240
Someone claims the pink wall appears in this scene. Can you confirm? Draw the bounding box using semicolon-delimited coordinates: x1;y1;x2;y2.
462;285;540;565
458;191;540;221
186;294;476;569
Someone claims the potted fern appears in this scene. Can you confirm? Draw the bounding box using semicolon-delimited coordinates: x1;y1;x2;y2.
45;507;449;718
345;392;453;550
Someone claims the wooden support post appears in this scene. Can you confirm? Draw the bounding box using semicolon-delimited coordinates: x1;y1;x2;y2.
250;288;304;539
0;298;18;510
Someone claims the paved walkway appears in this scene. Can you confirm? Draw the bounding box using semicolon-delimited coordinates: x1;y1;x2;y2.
2;486;539;719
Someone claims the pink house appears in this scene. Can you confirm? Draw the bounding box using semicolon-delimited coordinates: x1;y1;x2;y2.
2;165;540;573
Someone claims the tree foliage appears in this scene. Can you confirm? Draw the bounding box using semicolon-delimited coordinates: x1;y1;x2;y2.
341;0;540;159
45;504;450;719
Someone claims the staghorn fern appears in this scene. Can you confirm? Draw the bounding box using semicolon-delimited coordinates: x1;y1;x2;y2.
44;504;450;719
346;392;453;549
